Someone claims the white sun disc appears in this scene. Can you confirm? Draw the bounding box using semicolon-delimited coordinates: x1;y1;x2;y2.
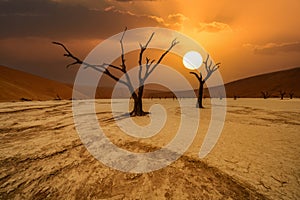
183;51;203;70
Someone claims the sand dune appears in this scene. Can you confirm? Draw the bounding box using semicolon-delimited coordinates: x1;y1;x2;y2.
1;66;299;101
218;67;300;98
0;66;73;101
144;67;300;98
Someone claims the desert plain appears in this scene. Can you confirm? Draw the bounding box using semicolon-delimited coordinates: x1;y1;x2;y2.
0;98;299;199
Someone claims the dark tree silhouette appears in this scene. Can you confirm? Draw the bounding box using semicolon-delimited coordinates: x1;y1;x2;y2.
53;28;179;116
279;90;286;100
190;55;220;108
289;91;294;99
55;94;61;100
261;91;271;99
20;97;32;101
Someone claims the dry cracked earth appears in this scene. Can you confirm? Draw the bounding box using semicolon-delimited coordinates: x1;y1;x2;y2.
0;99;299;199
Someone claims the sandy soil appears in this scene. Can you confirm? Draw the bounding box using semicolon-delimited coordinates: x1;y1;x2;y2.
200;99;300;200
0;98;299;199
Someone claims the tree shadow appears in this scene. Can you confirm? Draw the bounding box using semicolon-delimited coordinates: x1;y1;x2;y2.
100;112;131;123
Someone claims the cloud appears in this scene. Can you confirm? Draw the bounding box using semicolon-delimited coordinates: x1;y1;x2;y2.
148;15;165;24
0;0;166;40
102;9;187;30
244;42;300;55
197;21;232;33
105;6;166;26
104;6;115;11
166;13;188;29
168;13;189;23
167;13;188;24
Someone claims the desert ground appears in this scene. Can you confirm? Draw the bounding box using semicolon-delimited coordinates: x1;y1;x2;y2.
0;98;299;199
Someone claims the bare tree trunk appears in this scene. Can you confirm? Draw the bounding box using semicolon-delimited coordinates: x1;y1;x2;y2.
132;96;143;116
130;86;148;116
279;91;286;100
197;81;204;108
261;91;270;99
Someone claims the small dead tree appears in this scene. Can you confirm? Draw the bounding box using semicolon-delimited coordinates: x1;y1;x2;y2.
53;28;179;116
55;94;61;100
190;55;220;108
279;90;286;100
261;91;271;99
289;91;294;99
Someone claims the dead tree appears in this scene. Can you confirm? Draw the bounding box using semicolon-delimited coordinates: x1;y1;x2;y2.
289;91;294;99
261;91;270;99
190;55;220;108
53;28;179;116
55;94;61;100
279;90;286;100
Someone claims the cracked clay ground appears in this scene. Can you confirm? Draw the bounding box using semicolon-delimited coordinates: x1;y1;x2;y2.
0;98;299;199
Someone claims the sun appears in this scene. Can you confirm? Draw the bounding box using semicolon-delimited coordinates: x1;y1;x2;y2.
183;51;203;70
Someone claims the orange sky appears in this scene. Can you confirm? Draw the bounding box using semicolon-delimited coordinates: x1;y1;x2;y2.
0;0;299;85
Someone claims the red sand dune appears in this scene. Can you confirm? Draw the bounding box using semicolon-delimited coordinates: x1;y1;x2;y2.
0;66;73;101
0;65;299;101
144;67;300;98
218;67;300;98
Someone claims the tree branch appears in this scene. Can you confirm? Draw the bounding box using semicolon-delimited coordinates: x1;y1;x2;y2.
118;27;137;95
144;38;179;80
138;32;155;83
144;57;155;77
52;42;83;68
103;69;128;86
190;72;202;82
202;54;221;82
120;27;128;72
100;63;124;72
53;41;128;87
